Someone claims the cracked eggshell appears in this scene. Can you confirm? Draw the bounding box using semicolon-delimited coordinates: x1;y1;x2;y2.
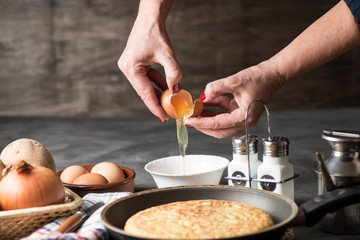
191;99;204;117
160;89;203;119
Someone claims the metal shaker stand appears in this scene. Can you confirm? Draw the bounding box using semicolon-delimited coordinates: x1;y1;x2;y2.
225;99;299;188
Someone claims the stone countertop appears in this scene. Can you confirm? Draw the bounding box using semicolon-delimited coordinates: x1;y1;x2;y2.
0;107;360;239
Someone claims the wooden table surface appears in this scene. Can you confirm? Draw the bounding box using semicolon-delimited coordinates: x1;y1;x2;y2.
1;107;360;239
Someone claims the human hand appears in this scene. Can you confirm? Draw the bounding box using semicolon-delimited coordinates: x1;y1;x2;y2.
118;0;181;122
184;61;285;138
184;0;360;138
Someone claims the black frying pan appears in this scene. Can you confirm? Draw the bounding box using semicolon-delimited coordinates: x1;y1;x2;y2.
101;185;360;240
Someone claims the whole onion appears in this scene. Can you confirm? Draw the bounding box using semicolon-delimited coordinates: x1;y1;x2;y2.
0;160;65;210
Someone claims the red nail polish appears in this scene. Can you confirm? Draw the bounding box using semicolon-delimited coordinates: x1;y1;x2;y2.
185;124;191;127
199;92;206;101
173;83;180;93
156;116;162;122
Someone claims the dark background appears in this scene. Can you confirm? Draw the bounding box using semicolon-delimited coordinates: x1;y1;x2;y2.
1;0;359;117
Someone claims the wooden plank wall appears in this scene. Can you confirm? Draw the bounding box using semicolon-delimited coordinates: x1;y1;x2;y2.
0;0;359;117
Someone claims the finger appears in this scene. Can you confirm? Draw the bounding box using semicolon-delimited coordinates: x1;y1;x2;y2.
200;77;236;103
129;72;169;121
147;68;168;91
154;87;162;100
187;110;244;138
186;110;244;130
196;110;216;118
228;98;240;112
191;105;263;138
158;53;183;91
204;95;232;110
192;126;241;139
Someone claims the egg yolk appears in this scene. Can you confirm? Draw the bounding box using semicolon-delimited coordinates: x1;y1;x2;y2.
171;94;194;118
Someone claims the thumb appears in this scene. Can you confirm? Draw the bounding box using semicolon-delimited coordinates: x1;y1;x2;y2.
200;77;233;103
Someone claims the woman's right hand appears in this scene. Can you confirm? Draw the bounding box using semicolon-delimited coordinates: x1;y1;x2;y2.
118;0;181;122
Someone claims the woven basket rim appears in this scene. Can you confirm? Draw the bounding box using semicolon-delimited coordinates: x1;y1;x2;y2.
0;187;82;218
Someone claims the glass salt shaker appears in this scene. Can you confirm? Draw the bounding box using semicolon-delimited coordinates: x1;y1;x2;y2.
257;136;294;200
228;134;261;188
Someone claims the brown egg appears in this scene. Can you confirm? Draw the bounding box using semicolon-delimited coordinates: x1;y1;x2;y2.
160;89;203;119
60;165;89;184
73;173;108;185
91;162;125;183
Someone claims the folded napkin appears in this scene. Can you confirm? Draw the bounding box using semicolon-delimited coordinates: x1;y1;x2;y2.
21;192;132;240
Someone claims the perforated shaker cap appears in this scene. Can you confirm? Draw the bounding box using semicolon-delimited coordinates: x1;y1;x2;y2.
232;135;258;155
262;136;289;157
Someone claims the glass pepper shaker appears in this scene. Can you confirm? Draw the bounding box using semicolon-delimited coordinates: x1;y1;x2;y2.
228;134;261;188
257;136;294;200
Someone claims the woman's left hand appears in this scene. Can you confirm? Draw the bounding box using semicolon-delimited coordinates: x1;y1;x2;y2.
185;61;284;138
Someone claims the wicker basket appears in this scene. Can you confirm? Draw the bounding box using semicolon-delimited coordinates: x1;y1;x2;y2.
0;188;82;240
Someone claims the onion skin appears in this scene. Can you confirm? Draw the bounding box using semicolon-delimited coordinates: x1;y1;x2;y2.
0;160;65;210
0;159;5;181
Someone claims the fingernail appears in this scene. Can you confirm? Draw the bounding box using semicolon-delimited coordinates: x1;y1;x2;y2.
173;83;180;93
156;116;163;122
199;92;206;101
185;124;191;127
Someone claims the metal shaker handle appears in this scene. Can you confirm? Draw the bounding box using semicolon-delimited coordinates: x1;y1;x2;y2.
244;99;271;188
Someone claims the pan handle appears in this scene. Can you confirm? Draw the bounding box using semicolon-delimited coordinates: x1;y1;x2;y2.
300;184;360;227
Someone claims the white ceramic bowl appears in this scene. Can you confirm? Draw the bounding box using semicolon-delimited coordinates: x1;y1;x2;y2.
145;154;229;188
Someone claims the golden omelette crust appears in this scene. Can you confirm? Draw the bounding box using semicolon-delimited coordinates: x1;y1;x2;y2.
124;199;274;239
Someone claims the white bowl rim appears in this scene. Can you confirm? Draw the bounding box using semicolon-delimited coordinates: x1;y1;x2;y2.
144;154;229;177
